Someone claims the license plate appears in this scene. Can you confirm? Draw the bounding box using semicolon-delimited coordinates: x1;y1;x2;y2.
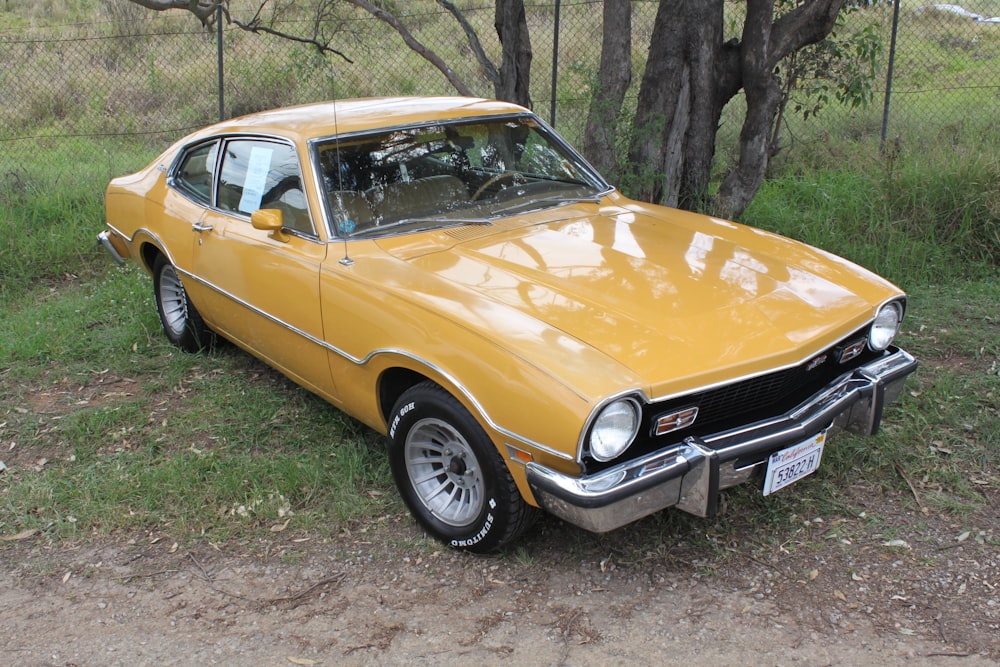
762;430;827;496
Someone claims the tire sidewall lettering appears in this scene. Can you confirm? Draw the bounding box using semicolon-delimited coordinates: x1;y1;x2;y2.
391;395;498;545
390;384;528;553
389;401;415;439
450;505;495;548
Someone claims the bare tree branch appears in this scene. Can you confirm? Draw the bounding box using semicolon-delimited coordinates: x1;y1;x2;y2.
127;0;224;26
231;10;353;62
436;0;499;86
230;20;352;61
344;0;475;97
129;0;351;60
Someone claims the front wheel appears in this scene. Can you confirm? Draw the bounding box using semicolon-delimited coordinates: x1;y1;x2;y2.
388;382;535;553
152;255;213;352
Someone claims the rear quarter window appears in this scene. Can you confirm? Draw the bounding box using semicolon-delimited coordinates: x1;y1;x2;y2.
173;141;219;204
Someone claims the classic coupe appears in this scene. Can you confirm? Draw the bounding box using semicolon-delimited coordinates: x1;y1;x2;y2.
100;97;918;552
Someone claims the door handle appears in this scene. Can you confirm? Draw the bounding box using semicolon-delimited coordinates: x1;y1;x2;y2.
192;222;214;233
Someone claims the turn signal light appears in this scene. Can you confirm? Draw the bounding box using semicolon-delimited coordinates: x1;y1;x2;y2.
655;406;699;436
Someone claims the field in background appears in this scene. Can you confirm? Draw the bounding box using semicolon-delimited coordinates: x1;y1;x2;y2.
1;1;998;293
0;1;998;550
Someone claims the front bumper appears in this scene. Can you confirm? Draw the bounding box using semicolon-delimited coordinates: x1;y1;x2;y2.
525;346;918;533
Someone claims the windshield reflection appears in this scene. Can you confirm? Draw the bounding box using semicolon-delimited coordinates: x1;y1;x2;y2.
315;116;607;238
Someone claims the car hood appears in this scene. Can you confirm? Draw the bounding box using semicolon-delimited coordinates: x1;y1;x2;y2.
375;198;903;400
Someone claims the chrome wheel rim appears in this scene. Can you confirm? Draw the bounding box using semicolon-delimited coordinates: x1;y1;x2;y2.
404;417;485;527
158;264;189;338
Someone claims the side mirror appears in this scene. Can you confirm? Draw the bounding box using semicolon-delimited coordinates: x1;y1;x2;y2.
250;209;290;242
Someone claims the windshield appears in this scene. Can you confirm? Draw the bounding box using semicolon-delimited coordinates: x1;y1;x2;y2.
314;115;608;238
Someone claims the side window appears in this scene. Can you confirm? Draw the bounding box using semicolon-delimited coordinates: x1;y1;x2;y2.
173;141;219;204
217;139;313;235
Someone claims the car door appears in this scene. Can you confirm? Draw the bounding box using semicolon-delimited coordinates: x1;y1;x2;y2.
160;139;219;275
190;136;334;397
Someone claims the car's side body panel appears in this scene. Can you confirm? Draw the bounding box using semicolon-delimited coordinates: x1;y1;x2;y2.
187;209;333;398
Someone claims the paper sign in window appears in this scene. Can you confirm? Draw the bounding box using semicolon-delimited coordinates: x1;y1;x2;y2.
238;146;274;213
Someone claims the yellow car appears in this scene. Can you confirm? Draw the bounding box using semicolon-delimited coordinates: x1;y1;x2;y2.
100;97;918;553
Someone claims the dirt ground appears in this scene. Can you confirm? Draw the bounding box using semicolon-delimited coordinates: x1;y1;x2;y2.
2;486;998;667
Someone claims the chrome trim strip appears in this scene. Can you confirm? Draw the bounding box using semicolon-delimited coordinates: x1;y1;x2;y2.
113;226;179;271
175;267;574;462
643;316;890;406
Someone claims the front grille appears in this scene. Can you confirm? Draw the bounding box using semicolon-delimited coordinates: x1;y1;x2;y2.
691;366;802;426
582;330;882;473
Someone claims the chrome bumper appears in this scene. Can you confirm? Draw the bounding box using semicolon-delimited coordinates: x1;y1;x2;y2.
97;230;127;265
525;347;918;533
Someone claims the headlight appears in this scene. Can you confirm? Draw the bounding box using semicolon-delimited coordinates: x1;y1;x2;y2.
589;398;640;462
869;301;903;351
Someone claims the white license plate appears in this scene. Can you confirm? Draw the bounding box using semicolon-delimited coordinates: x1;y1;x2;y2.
762;430;827;496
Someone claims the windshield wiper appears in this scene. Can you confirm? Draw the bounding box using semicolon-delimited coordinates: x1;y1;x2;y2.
396;216;493;227
355;216;493;237
491;192;603;216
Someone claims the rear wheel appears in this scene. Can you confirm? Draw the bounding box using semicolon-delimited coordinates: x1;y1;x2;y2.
388;382;535;553
152;255;213;352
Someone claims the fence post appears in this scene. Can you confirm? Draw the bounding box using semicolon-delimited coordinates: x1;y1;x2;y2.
549;0;561;126
880;0;901;152
217;4;225;122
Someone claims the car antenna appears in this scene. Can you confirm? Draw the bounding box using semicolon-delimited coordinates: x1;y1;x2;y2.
331;98;354;267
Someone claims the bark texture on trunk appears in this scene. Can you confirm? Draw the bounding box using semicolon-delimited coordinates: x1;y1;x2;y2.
712;0;847;218
621;0;847;218
582;0;631;182
714;0;781;219
494;0;533;108
627;0;724;211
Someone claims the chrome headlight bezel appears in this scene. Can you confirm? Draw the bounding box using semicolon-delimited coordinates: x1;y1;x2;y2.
586;397;641;462
869;299;905;352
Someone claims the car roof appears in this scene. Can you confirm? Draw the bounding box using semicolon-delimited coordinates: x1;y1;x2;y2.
188;97;530;144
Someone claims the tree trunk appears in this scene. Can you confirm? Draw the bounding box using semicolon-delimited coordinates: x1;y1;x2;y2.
712;0;847;218
582;0;631;182
494;0;533;108
624;0;847;219
714;0;782;219
627;0;725;211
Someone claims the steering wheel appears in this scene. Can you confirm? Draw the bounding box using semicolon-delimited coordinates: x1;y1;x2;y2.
471;172;519;201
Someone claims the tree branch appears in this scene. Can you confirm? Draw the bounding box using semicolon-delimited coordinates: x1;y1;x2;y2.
344;0;475;96
436;0;499;86
127;0;223;26
768;0;848;66
231;18;353;62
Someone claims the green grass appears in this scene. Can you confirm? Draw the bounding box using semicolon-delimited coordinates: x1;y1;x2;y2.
742;128;999;287
1;268;394;543
0;139;160;298
1;0;997;552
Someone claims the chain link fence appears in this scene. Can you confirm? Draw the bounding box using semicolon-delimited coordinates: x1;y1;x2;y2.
883;1;1000;131
1;1;997;187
